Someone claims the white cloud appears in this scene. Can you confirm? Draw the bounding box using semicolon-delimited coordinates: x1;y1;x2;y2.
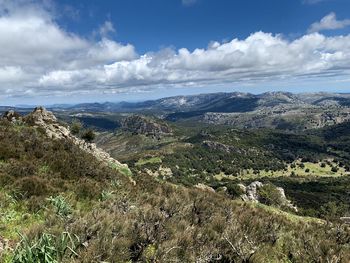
99;20;115;37
39;32;350;93
308;12;350;33
1;1;350;100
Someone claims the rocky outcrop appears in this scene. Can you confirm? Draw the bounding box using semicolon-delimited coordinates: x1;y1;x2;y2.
23;107;129;173
122;114;172;137
241;181;263;202
240;181;298;212
2;110;22;123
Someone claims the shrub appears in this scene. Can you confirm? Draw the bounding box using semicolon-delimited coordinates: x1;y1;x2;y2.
320;162;326;168
226;184;245;198
331;166;339;173
257;184;284;207
305;168;310;173
70;119;82;135
81;129;95;143
14;176;52;198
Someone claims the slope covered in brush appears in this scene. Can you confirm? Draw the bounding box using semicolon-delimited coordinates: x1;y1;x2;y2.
0;109;349;262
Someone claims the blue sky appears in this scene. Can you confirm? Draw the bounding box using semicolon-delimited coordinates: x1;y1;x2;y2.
1;0;350;105
56;0;350;52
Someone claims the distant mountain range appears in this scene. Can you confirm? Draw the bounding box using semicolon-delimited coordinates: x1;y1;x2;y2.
2;91;350;131
45;91;350;113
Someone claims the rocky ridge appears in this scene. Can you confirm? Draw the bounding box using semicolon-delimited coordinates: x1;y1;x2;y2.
4;107;129;173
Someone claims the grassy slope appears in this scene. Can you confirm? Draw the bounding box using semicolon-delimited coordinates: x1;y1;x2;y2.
0;120;349;262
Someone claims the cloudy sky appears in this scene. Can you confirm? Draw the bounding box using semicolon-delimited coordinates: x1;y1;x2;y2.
1;0;350;105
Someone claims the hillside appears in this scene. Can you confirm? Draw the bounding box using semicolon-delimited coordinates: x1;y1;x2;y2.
0;109;349;262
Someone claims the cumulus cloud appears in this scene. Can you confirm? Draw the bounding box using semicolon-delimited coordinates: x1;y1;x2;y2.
38;32;350;93
308;12;350;33
1;0;350;99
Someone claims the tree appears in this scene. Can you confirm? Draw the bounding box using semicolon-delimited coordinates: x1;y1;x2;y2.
81;129;95;143
70;119;82;135
331;166;338;173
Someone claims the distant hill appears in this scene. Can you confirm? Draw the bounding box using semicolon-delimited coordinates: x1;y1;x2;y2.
40;91;350;130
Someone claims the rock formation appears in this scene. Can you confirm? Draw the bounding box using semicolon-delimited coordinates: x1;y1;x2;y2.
240;181;298;212
2;110;22;123
23;107;129;173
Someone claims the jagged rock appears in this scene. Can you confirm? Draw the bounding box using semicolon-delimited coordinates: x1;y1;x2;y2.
2;110;21;123
276;187;298;212
25;106;57;124
194;183;215;193
244;181;263;202
122;114;172;137
23;107;131;179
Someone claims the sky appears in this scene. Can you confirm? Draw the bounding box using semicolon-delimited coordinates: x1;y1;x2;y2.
1;0;350;105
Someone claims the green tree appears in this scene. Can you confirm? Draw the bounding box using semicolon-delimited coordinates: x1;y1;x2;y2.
70;119;82;135
81;129;95;143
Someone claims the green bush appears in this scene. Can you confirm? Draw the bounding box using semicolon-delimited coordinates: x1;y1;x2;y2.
226;184;245;198
257;184;284;207
81;129;95;143
70;119;82;135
